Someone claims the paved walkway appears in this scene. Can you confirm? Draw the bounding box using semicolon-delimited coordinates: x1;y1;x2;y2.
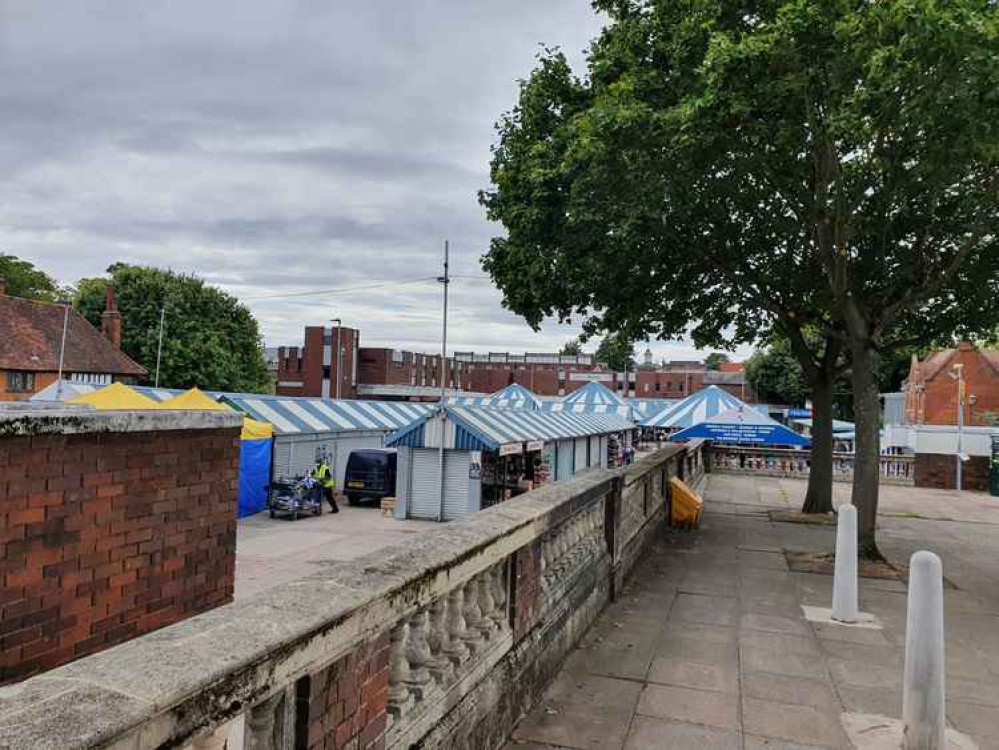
505;476;999;750
234;504;438;600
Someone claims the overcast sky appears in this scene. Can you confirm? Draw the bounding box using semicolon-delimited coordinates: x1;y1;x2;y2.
0;1;749;362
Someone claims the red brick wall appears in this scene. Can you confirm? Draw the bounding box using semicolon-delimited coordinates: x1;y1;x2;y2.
298;633;390;750
914;452;990;492
0;427;239;684
512;541;541;639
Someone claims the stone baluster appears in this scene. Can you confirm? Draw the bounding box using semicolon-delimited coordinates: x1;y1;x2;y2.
460;579;485;655
426;597;455;683
443;588;470;666
246;693;283;750
387;621;413;719
490;564;507;630
476;571;497;640
404;609;433;701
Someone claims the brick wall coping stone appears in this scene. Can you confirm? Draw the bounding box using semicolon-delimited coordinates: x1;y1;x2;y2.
0;404;242;437
0;444;685;750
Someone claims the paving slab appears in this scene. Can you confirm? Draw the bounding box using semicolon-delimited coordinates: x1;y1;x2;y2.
504;475;999;750
624;717;741;750
636;683;739;730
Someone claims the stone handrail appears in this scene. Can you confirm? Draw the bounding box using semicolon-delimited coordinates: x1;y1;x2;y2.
0;442;697;750
707;445;915;486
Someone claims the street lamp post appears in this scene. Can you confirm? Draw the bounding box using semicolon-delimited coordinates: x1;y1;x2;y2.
332;318;342;400
950;364;965;491
154;305;167;388
437;240;450;523
55;300;71;401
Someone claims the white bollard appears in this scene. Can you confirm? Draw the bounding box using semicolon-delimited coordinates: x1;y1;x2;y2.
903;551;946;750
831;504;859;623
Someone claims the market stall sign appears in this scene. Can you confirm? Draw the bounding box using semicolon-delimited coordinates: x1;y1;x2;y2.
526;440;545;452
499;442;523;456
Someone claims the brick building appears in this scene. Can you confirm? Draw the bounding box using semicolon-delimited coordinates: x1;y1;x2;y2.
904;341;999;426
0;280;146;402
634;366;753;402
275;324;361;398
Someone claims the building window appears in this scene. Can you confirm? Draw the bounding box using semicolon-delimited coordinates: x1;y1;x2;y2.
6;371;36;392
654;382;661;392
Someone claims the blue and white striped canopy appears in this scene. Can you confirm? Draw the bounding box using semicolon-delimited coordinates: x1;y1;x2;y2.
644;386;752;429
539;400;633;417
562;381;625;406
386;405;634;452
446;382;541;410
629;398;679;422
223;395;432;435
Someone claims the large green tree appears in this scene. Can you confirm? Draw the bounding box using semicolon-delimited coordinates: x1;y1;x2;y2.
704;352;730;371
0;253;64;301
75;264;269;393
481;0;999;553
595;332;636;372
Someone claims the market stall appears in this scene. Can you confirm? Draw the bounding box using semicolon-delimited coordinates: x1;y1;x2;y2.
386;405;634;521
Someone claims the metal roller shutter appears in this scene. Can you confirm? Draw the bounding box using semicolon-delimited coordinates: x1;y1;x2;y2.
556;440;574;481
442;452;471;521
574;439;588;475
589;436;600;468
272;439;293;481
407;449;441;520
600;436;608;469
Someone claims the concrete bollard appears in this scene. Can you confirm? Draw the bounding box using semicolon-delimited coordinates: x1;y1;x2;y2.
903;551;946;750
831;504;859;623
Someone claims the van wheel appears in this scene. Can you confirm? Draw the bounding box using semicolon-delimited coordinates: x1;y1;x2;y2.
269;508;276;519
347;494;358;506
291;508;298;522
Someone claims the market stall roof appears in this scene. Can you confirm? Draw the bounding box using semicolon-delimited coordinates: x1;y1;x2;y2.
157;387;274;440
629;398;680;421
67;382;161;410
562;381;626;406
386;405;634;452
223;394;432;435
446;382;542;410
671;407;811;447
644;385;753;428
791;418;855;433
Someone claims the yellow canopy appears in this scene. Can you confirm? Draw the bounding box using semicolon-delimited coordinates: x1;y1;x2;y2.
68;382;161;410
158;387;274;440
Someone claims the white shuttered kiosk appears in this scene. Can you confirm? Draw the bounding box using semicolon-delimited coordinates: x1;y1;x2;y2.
386;405;634;522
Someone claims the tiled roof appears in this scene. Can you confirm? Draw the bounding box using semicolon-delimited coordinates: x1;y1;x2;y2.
0;296;146;376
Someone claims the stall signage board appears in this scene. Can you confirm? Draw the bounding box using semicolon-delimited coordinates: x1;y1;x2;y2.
526;440;545;452
706;424;794;444
499;442;523;456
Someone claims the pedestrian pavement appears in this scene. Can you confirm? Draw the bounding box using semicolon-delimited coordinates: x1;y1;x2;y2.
234;504;439;600
504;475;999;750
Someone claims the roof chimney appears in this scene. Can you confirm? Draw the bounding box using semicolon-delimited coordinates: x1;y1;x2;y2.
101;283;122;349
0;277;6;296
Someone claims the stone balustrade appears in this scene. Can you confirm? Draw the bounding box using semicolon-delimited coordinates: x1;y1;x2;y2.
0;442;698;750
707;445;916;485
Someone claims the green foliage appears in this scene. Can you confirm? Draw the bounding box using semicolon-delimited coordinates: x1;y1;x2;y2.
704;352;730;371
595;332;636;371
745;342;809;408
74;265;269;393
0;253;64;301
559;338;583;356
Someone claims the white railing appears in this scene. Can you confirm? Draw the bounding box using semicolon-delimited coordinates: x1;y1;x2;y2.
708;446;915;485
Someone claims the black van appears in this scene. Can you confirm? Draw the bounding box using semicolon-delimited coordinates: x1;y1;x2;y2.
343;449;397;506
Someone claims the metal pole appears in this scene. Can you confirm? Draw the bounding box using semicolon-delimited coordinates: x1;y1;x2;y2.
154;305;166;388
437;239;450;522
956;369;963;492
336;318;342;400
55;302;70;400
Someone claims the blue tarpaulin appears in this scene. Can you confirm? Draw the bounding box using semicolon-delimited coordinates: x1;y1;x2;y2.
238;438;272;517
671;407;811;447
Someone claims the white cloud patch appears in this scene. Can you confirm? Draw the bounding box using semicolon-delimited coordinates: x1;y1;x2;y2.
0;0;752;364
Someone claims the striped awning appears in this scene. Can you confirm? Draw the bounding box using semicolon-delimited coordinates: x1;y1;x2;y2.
539;400;633;417
562;381;626;406
222;395;433;435
644;386;753;428
629;399;679;422
386;405;634;452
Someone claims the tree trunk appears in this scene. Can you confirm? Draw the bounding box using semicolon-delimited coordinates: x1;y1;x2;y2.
801;376;835;514
850;339;883;559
